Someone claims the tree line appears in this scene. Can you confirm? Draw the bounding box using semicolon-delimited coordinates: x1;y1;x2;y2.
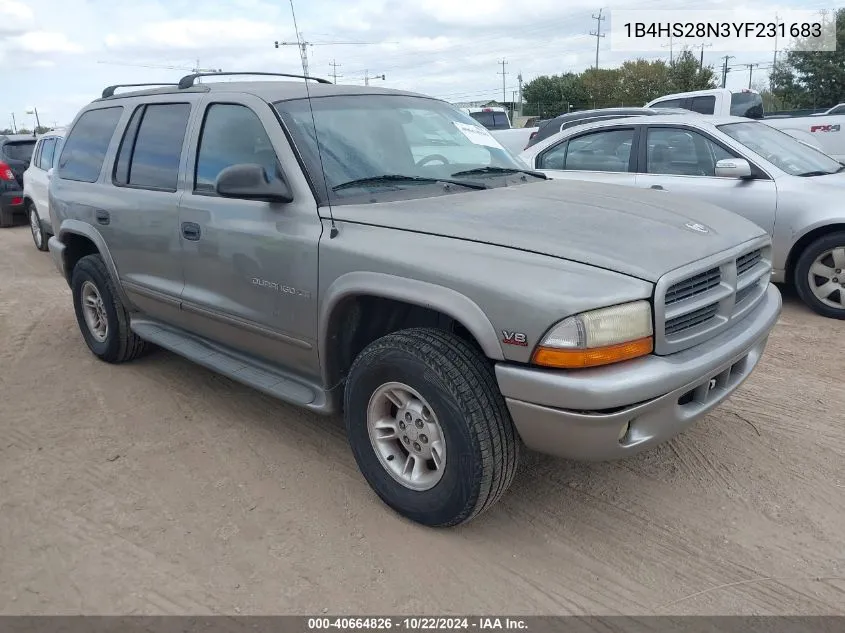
522;49;717;117
0;126;54;135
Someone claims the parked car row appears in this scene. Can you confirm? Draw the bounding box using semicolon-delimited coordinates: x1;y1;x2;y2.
24;71;784;527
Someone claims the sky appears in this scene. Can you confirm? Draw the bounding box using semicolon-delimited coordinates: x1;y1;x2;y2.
0;0;837;129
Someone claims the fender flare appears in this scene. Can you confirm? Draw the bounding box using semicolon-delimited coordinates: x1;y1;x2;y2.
318;271;504;381
57;219;133;307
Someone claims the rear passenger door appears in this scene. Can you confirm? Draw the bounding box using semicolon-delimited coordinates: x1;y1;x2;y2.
533;126;638;186
102;96;199;324
177;94;322;378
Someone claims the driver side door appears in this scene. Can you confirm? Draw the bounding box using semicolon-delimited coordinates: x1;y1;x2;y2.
634;125;777;235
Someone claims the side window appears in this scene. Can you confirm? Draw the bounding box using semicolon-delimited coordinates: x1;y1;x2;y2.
113;103;190;191
57;107;124;183
195;104;280;193
651;98;683;109
689;96;716;115
646;127;738;177
540;128;634;172
32;140;43;169
38;138;57;170
536;141;568;170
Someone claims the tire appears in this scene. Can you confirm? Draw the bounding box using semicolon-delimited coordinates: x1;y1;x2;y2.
344;327;519;527
71;254;149;363
27;202;48;251
794;231;845;320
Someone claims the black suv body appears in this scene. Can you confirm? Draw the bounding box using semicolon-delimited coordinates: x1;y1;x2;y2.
0;134;36;227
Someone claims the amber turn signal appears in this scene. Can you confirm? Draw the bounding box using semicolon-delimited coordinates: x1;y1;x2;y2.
532;336;654;369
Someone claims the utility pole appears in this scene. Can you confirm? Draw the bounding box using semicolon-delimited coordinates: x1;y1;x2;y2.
498;59;508;105
26;107;41;131
10;113;17;134
517;72;524;117
275;33;312;76
363;70;385;86
662;37;676;66
590;9;606;69
329;59;342;84
744;63;759;88
720;55;734;88
696;43;712;70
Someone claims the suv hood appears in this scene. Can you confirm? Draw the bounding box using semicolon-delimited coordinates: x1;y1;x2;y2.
330;179;766;282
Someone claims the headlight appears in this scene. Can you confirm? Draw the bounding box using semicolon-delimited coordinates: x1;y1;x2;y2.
532;301;654;369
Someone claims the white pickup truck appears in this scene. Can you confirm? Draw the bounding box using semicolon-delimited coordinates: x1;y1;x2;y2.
646;88;845;161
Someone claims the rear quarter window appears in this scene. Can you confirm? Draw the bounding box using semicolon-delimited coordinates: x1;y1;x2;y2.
57;107;124;183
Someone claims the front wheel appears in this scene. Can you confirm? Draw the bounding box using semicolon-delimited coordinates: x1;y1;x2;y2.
344;328;519;527
794;232;845;319
28;203;48;251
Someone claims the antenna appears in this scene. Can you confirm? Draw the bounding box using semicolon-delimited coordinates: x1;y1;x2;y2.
287;0;337;238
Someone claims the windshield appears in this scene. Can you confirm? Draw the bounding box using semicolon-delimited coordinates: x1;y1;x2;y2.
730;92;764;119
718;121;843;176
274;95;527;203
3;141;36;162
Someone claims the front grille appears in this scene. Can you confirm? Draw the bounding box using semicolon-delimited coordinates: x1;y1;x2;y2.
654;241;772;355
665;303;719;336
737;249;762;276
665;267;721;305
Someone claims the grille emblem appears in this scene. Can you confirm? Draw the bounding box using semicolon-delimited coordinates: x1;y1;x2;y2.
684;222;710;234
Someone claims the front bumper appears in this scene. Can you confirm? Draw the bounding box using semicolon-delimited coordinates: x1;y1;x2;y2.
497;283;782;461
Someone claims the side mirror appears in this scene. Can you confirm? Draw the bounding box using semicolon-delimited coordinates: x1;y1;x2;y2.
215;163;293;203
47;168;54;180
715;158;752;179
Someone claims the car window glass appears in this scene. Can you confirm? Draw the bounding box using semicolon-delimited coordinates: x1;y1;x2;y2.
32;140;43;168
58;107;124;183
38;138;56;170
652;98;683;109
543;128;633;172
646;128;737;176
195;104;279;193
114;106;144;186
3;141;36;162
121;103;190;190
689;96;716;114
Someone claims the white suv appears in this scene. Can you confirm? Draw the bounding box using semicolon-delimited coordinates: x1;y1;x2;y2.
23;130;64;251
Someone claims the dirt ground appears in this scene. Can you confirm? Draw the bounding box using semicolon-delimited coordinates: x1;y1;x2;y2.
0;224;843;616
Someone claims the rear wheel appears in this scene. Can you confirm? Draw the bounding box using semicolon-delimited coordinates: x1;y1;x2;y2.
71;254;149;362
27;202;48;251
794;232;845;320
344;327;519;527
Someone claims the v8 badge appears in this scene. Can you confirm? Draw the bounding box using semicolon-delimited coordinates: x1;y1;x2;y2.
502;330;528;346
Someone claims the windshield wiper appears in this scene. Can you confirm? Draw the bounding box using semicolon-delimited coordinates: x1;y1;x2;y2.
332;174;486;191
450;166;547;179
796;169;840;177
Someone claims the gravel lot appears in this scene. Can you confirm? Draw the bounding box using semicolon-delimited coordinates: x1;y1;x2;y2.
0;224;843;616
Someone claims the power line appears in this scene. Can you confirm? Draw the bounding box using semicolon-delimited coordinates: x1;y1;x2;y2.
498;59;508;104
590;8;606;69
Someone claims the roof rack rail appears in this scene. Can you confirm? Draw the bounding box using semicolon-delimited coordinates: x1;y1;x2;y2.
177;71;332;89
102;83;180;98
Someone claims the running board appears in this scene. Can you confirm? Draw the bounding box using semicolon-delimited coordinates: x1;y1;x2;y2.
130;319;331;413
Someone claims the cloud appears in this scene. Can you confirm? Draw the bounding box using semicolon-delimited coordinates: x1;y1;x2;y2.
0;0;34;21
104;18;279;52
10;31;83;54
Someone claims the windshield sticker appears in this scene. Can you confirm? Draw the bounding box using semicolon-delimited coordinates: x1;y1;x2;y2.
453;121;504;149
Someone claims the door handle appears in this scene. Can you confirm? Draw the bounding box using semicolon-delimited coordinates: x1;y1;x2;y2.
181;221;201;241
95;210;110;225
650;184;665;190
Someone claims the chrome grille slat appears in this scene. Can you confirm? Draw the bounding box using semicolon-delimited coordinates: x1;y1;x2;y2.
665;303;719;335
653;240;772;356
665;267;721;305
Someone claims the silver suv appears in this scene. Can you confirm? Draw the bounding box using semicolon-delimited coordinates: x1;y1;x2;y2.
48;73;782;527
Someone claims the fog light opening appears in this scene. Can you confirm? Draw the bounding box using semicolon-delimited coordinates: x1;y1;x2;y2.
618;421;631;444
